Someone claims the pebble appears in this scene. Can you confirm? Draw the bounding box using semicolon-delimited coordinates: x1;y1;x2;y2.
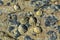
6;2;10;6
20;18;26;24
30;0;50;8
8;26;15;32
48;32;57;40
56;5;60;10
57;25;60;33
11;0;16;3
29;17;35;25
8;13;19;25
24;17;30;23
34;8;38;12
25;23;31;28
0;0;4;5
45;15;58;26
0;10;2;15
26;12;34;17
14;4;21;11
47;30;54;35
22;24;28;32
51;0;57;2
29;16;37;25
24;35;33;40
35;9;42;16
18;25;25;34
18;24;28;34
8;13;17;21
15;30;21;38
33;27;42;34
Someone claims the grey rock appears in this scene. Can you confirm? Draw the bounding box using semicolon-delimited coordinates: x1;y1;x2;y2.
24;35;33;40
45;16;58;26
0;0;4;5
48;32;57;40
8;26;15;32
15;30;21;38
47;30;54;35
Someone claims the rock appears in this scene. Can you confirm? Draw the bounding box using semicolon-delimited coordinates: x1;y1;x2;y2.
51;0;57;2
0;0;4;5
20;18;26;24
22;24;28;32
29;17;35;25
18;25;25;34
8;13;17;21
15;30;21;38
24;35;33;40
24;17;30;23
33;27;42;34
35;9;42;16
48;32;57;40
0;10;2;15
6;2;10;6
56;25;60;33
45;15;58;26
18;24;28;34
25;23;31;28
26;12;34;17
7;13;20;25
47;30;54;35
29;16;37;25
11;0;16;3
8;26;15;32
14;3;21;11
30;0;50;7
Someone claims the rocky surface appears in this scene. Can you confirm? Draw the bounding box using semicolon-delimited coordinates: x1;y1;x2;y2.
0;0;60;40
